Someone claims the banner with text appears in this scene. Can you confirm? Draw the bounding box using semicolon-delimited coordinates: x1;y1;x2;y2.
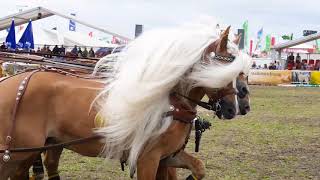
249;70;292;85
249;70;320;85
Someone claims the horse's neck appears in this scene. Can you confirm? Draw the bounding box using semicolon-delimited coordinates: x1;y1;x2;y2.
188;87;206;109
172;83;205;109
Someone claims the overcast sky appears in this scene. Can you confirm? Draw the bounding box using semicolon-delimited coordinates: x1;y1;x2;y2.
1;0;319;43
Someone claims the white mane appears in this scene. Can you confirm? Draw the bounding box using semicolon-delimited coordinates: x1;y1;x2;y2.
94;22;251;172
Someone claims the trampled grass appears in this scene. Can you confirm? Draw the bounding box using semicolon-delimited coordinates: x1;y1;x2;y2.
58;86;320;180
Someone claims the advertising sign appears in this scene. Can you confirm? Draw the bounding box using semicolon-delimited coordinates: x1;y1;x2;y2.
310;71;320;85
248;70;292;85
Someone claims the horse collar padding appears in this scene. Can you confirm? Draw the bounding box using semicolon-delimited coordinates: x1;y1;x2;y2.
168;94;197;124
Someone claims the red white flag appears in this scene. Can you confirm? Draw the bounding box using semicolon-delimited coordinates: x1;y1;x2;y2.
112;36;119;44
88;32;93;38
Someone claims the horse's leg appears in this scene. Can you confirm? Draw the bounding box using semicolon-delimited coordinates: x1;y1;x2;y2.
137;149;162;180
8;153;39;180
156;164;169;180
156;165;178;180
162;151;205;180
31;153;45;180
43;147;63;180
167;168;178;180
137;122;192;180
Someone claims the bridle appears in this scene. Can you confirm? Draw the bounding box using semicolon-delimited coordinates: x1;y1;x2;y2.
172;86;237;114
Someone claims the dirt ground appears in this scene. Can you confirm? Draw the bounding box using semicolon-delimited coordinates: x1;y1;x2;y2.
55;86;320;180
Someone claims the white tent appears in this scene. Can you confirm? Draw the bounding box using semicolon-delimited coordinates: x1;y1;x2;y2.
0;27;117;48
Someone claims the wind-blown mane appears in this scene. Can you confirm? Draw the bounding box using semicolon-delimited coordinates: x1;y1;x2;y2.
93;23;251;171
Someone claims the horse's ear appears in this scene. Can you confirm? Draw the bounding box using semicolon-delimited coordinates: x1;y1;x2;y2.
221;26;231;38
233;33;241;45
220;26;230;51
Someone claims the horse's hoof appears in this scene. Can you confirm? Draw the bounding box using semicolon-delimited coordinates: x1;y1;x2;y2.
186;174;198;180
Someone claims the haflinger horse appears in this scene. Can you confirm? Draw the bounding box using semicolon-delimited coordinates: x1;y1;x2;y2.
36;29;251;180
26;69;250;179
155;72;251;180
0;23;251;180
25;71;249;180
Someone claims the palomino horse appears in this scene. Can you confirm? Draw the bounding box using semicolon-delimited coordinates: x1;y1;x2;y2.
29;32;250;180
155;72;250;180
33;72;250;180
0;24;251;179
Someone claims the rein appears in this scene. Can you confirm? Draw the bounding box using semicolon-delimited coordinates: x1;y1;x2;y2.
172;92;216;111
0;135;103;154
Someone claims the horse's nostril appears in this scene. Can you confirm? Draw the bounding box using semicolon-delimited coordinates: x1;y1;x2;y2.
245;105;250;111
242;87;248;94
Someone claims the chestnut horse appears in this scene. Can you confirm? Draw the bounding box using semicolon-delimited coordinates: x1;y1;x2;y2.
29;34;250;180
31;72;250;180
0;24;251;179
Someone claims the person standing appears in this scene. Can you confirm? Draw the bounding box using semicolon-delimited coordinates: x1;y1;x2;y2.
287;53;295;70
0;42;7;50
71;45;78;56
295;53;302;70
251;61;257;69
60;45;65;55
89;47;95;58
52;45;59;55
82;47;88;58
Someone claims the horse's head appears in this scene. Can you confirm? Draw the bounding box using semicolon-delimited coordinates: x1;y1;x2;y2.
203;72;250;119
237;72;250;115
205;82;237;119
200;28;248;120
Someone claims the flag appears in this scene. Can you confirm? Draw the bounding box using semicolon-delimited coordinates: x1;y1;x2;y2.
17;20;34;49
88;31;93;38
257;28;263;40
316;40;320;53
5;19;16;49
271;37;276;46
242;20;249;49
282;33;293;40
112;36;120;44
254;28;263;52
265;35;271;51
69;13;76;31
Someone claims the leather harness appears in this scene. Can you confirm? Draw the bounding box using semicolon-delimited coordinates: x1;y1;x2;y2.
0;68;236;163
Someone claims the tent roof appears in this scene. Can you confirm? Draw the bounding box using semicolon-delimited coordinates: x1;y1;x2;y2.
272;32;320;50
0;7;53;32
0;27;117;48
0;6;130;41
289;43;314;49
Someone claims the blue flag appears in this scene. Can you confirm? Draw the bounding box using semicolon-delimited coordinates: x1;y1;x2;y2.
5;19;16;49
257;28;263;40
69;13;76;31
17;20;34;49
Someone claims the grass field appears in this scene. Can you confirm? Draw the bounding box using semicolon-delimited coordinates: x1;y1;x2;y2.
57;86;320;180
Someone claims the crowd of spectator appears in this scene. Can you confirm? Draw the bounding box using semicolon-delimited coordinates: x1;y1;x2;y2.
0;42;96;59
251;61;282;70
70;45;96;58
250;53;320;71
287;53;320;71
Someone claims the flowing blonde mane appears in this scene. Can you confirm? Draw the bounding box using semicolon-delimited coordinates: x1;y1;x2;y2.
93;22;251;172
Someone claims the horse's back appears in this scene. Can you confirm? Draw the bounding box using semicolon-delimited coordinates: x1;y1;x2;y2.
0;71;104;149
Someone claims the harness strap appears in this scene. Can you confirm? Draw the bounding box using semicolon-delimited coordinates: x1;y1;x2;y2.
2;70;40;161
0;135;103;153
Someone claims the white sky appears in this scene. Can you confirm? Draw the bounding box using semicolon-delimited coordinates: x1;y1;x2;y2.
0;0;319;44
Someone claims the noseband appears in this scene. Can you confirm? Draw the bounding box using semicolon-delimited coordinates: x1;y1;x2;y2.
172;87;237;112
